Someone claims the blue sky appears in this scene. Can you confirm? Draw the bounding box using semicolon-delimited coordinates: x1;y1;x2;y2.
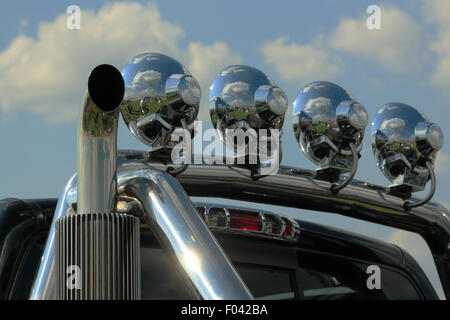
1;0;449;298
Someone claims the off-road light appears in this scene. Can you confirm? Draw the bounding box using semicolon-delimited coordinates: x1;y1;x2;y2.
209;65;288;175
371;103;443;208
292;81;368;190
120;53;201;151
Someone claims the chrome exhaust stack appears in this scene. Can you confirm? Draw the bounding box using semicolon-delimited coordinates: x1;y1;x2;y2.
55;64;140;300
77;64;124;214
31;57;252;300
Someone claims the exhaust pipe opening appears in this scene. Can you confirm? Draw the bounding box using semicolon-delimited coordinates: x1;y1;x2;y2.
88;64;125;112
56;64;140;300
77;64;124;215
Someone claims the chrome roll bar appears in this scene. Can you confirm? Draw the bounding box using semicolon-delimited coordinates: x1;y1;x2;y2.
117;153;450;299
30;168;253;300
30;174;77;300
117;168;253;299
29;57;448;299
32;62;251;300
30;153;450;299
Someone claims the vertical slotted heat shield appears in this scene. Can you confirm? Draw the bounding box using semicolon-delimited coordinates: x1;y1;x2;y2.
55;213;140;299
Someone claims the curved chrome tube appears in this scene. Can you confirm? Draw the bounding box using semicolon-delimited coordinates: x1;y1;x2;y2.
136;160;450;299
117;168;253;300
30;168;253;300
30;174;77;300
30;152;450;299
404;162;437;210
331;142;358;193
32;62;251;300
77;64;124;214
32;64;127;299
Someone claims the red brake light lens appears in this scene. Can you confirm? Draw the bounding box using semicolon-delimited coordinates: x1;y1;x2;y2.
195;204;299;242
282;217;293;237
228;208;262;232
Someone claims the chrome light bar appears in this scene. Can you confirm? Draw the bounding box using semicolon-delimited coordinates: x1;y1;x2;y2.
30;52;447;300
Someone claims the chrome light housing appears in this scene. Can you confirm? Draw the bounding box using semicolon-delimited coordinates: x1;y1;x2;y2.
293;81;368;182
209;65;288;171
371;103;443;195
120;53;201;151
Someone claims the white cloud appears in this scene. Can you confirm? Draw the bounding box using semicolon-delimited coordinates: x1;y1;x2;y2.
261;37;344;83
187;42;242;90
423;0;450;91
221;81;250;106
435;151;450;175
0;2;240;123
18;19;28;33
304;97;332;123
187;42;242;121
131;70;162;89
389;230;445;299
330;6;422;72
389;230;427;262
180;76;201;106
423;0;450;28
380;117;406;132
305;97;331;114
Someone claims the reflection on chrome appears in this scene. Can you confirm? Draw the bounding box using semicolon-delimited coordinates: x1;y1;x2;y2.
371;103;443;192
292;81;368;186
117;168;252;299
210;65;287;133
209;65;288;173
27;52;449;300
77;64;124;215
121;53;200;151
30;174;77;299
30;168;253;300
32;56;250;300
